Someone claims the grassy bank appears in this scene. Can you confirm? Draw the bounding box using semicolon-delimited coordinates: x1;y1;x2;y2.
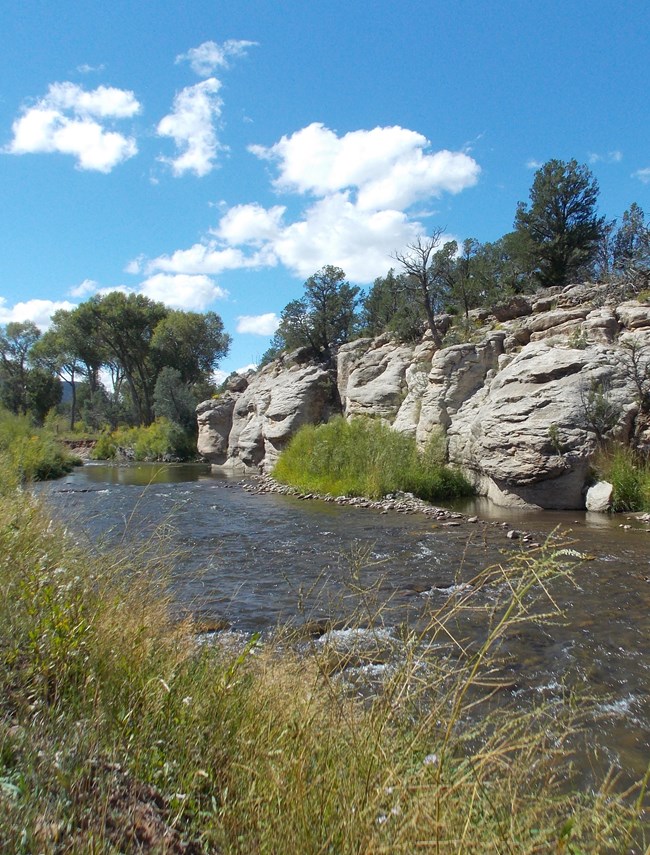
273;416;473;502
0;481;647;852
0;409;77;483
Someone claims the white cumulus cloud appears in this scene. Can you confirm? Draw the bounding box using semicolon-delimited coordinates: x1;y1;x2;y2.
217;204;286;245
236;313;279;335
144;242;274;275
146;122;480;284
68;278;100;298
6;82;140;172
176;39;258;77
250;123;480;209
157;78;223;176
271;193;420;280
633;167;650;184
138;273;227;309
0;297;76;329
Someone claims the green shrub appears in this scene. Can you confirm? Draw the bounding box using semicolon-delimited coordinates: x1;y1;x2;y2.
596;445;650;511
273;416;473;502
0;409;76;485
91;418;195;461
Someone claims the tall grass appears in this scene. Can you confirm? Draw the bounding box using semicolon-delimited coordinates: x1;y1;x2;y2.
0;409;77;483
273;416;473;502
595;444;650;511
0;489;646;852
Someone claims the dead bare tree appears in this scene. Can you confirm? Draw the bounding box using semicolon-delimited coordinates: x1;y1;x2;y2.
393;229;449;347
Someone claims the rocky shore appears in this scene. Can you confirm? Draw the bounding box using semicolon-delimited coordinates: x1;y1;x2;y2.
241;474;543;546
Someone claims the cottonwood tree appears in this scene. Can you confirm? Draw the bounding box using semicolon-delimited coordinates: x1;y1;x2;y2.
515;159;605;287
31;321;86;430
0;321;44;416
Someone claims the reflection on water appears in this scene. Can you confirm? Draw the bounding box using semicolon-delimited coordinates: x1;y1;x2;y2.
79;461;213;486
41;463;650;785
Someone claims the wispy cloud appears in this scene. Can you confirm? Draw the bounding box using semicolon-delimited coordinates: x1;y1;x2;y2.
588;150;623;164
176;39;258;77
632;167;650;184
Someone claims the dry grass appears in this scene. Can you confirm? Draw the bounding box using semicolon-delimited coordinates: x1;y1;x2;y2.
0;485;647;853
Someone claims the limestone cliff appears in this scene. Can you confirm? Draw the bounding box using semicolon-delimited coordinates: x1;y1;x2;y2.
197;283;650;509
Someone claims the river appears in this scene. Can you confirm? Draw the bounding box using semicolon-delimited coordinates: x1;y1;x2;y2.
40;461;650;787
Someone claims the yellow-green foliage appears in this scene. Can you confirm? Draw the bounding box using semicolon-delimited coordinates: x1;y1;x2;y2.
0;409;76;485
92;417;194;461
595;445;650;511
0;490;645;852
273;416;473;501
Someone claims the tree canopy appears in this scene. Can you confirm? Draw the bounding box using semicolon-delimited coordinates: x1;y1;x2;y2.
514;158;605;287
1;295;231;430
264;266;360;364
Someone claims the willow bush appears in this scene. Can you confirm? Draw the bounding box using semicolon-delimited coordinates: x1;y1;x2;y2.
0;408;76;483
273;416;473;502
92;417;195;462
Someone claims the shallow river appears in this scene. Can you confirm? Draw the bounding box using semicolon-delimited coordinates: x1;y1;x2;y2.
41;462;650;786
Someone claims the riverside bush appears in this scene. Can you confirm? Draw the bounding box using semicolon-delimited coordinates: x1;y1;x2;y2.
0;409;76;483
596;445;650;511
92;417;195;461
273;416;473;501
0;490;646;852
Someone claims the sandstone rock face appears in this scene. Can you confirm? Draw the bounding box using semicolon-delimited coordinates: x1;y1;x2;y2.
395;335;505;444
337;336;416;421
196;285;650;509
196;397;236;464
448;341;636;508
197;359;340;472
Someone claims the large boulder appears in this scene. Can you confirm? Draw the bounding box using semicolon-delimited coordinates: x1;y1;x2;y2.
196;396;236;464
448;340;637;508
337;337;415;421
198;362;340;473
586;481;614;512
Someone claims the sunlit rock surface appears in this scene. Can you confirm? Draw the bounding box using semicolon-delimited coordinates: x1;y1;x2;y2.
197;283;650;508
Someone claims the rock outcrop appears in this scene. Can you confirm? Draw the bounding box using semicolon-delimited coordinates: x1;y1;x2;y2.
197;282;650;509
198;353;340;473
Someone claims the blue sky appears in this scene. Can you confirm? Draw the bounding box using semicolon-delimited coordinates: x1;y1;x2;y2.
2;0;649;376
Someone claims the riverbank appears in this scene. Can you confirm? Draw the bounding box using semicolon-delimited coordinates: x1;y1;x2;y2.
1;486;647;852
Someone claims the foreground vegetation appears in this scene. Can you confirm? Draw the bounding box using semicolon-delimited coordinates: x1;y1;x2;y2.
273;416;474;502
1;467;646;850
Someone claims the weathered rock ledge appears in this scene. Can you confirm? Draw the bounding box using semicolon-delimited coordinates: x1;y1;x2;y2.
197;282;650;510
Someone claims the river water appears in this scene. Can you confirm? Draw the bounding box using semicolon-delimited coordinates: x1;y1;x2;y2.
41;462;650;786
